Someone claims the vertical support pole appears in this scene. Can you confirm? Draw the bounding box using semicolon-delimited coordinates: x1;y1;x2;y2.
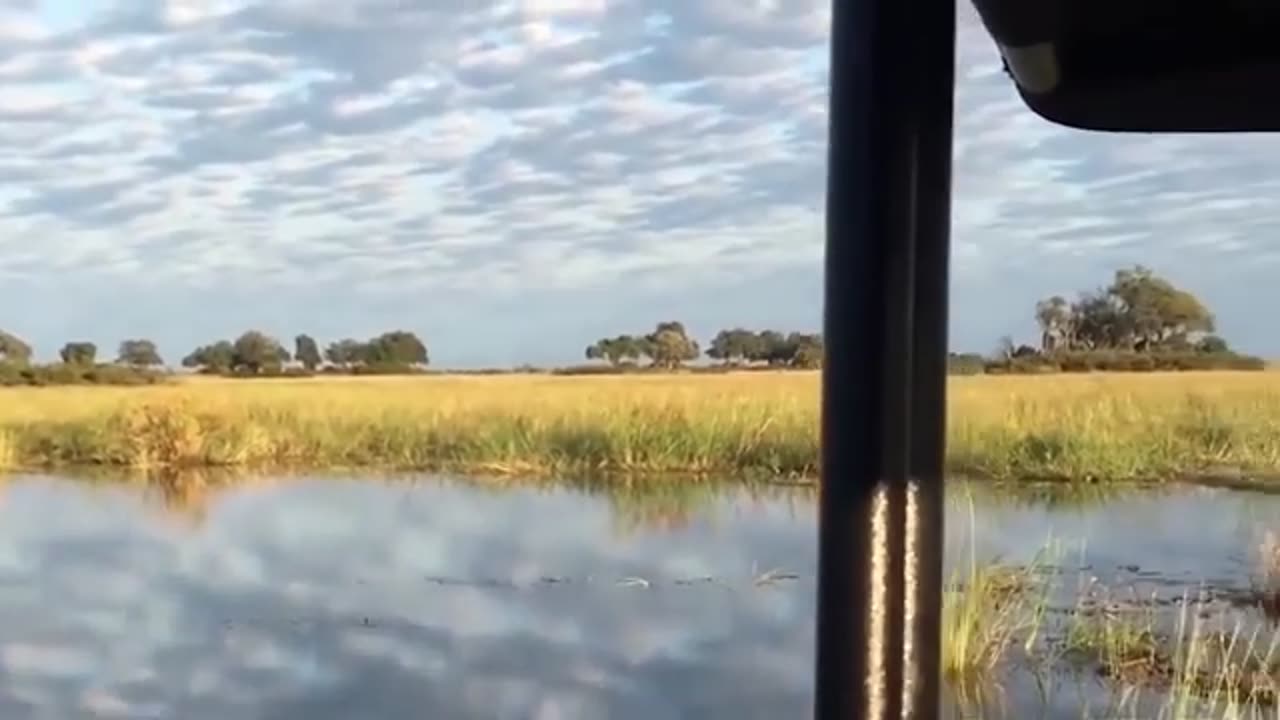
814;0;955;717
813;0;913;712
903;5;955;715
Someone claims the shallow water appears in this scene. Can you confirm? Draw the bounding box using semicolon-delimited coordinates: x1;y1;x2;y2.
0;474;1276;718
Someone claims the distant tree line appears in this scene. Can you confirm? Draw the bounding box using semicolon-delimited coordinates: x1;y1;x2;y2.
951;265;1265;375
706;328;823;368
0;266;1265;386
181;330;429;376
0;328;432;385
583;322;823;371
0;336;167;387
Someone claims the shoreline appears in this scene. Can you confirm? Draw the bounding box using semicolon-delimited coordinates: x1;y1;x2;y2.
4;450;1280;485
2;461;1279;494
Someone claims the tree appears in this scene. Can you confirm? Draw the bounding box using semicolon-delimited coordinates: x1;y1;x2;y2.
586;335;645;366
703;327;825;368
750;330;790;365
993;335;1015;360
182;341;234;373
1034;296;1074;352
325;339;366;368
230;331;289;374
706;328;763;365
643;321;699;369
1033;266;1217;353
1106;265;1214;349
737;331;766;363
294;334;322;370
1070;291;1126;350
365;330;429;366
59;342;97;366
1196;335;1230;354
792;342;823;369
0;331;32;365
317;332;428;370
117;339;163;367
756;330;823;368
784;332;824;368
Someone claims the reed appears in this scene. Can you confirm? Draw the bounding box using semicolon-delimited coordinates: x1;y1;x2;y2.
941;495;1056;681
1;370;1279;480
946;372;1280;481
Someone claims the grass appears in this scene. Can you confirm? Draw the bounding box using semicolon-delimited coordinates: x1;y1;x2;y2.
937;493;1280;719
2;370;1280;480
1064;584;1280;718
942;554;1280;718
0;373;819;476
941;492;1057;684
941;541;1054;682
1064;579;1168;682
947;372;1280;482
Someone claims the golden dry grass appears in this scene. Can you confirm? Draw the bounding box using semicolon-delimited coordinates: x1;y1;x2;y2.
1;369;1279;480
0;372;818;476
948;371;1280;480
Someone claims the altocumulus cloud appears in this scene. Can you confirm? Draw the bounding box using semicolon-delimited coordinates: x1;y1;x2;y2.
0;0;1277;364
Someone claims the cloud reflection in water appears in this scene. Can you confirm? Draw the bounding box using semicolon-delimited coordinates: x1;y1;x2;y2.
0;475;817;719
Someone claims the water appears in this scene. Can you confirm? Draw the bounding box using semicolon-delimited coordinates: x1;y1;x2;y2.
0;474;1276;718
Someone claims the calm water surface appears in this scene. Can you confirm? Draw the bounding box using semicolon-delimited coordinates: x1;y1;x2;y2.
0;474;1276;718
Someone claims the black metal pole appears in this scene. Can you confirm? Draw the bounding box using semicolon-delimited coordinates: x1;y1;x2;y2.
814;0;955;716
903;4;955;715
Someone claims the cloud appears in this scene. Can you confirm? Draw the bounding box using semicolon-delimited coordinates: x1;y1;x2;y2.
0;1;1276;363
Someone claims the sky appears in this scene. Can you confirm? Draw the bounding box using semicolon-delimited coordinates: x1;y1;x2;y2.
2;0;1279;367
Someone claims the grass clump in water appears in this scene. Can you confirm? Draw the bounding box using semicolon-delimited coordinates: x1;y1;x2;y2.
1065;581;1280;718
942;558;1051;681
942;496;1056;683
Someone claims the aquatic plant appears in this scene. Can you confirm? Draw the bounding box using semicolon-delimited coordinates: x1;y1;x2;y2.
942;559;1051;680
941;495;1057;682
1065;582;1280;718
